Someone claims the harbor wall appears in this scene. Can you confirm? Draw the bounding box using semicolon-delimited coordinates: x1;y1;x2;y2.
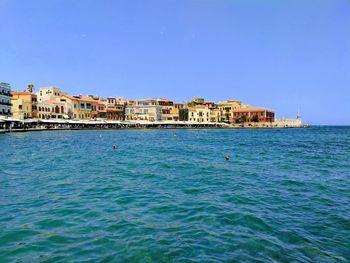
273;117;303;128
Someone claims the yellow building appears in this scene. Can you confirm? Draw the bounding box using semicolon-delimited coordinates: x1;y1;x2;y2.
210;108;221;122
217;100;246;123
11;91;38;120
71;95;95;120
188;105;211;123
158;99;179;121
103;97;125;120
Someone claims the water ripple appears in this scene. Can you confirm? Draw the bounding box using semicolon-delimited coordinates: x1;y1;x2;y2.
0;127;350;262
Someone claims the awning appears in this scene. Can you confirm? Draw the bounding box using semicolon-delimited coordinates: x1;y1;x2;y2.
23;119;40;123
3;118;22;122
39;119;68;124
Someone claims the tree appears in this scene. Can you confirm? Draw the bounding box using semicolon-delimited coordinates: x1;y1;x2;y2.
179;109;188;121
237;115;247;123
252;114;259;122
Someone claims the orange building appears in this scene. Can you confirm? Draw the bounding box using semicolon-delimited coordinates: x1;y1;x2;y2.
232;107;275;123
11;91;38;119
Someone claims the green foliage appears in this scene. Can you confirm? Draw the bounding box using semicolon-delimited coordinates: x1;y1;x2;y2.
179;109;188;121
252;115;259;122
187;101;197;107
236;115;247;123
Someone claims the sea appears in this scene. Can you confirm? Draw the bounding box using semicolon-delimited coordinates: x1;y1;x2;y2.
0;126;349;262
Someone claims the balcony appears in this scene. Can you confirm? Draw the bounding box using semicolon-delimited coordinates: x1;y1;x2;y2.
0;112;12;116
0;91;12;97
0;101;12;106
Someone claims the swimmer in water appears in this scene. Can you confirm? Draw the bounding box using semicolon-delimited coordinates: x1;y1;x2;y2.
113;144;117;149
225;155;230;161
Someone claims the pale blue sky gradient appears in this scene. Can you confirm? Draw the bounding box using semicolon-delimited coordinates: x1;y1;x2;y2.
1;0;349;125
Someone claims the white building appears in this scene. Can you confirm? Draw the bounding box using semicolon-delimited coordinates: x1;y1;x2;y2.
0;82;12;117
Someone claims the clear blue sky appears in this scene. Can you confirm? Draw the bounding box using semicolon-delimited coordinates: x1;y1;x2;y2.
1;0;349;125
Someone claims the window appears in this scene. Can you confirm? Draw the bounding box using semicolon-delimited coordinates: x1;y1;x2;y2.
19;105;22;110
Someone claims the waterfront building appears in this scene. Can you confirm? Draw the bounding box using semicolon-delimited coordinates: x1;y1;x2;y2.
91;100;106;120
37;87;75;119
11;91;38;120
37;86;62;103
174;103;188;121
0;82;12;117
188;105;211;123
125;99;162;121
201;101;221;122
59;94;77;119
210;108;221;122
37;87;68;119
36;101;54;119
103;97;125;120
71;95;95;120
40;100;67;119
217;100;245;123
158;99;179;121
232;107;275;123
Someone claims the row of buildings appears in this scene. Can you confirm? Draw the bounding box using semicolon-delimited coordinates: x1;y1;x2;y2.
0;83;275;124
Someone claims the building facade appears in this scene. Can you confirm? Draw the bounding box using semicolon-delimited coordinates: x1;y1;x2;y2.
71;95;94;120
232;107;275;123
91;101;106;120
125;99;162;121
210;108;221;122
0;82;12;117
37;87;62;103
11;91;38;120
188;105;211;123
37;87;75;119
158;99;179;121
217;100;244;123
104;97;125;120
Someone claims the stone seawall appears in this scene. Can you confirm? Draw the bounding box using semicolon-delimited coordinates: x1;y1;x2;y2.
274;117;304;128
230;117;308;128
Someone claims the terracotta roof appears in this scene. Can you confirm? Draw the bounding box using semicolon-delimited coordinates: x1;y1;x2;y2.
77;96;97;102
92;101;105;106
71;95;98;102
12;91;35;95
232;107;273;113
106;107;123;112
188;105;208;110
43;100;64;105
61;93;76;100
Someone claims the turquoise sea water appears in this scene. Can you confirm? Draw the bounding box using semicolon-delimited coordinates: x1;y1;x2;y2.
0;127;349;262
